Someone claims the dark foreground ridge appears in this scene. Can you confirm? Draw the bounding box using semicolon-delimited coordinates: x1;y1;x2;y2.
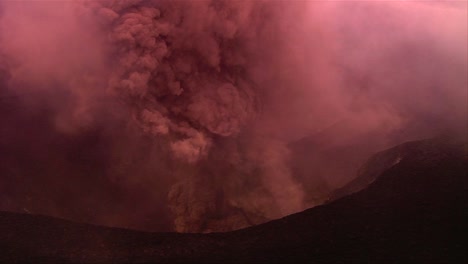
1;137;467;263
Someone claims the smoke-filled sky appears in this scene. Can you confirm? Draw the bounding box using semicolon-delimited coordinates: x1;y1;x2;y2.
0;0;466;233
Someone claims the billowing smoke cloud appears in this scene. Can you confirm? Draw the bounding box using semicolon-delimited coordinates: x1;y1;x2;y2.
93;0;262;163
84;0;307;232
0;1;466;232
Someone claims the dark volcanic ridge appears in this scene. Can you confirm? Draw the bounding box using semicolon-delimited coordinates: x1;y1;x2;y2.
0;136;467;263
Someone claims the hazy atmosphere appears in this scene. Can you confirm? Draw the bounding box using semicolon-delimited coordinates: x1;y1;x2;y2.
0;0;466;233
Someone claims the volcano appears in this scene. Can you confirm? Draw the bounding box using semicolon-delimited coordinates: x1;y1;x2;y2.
0;136;466;263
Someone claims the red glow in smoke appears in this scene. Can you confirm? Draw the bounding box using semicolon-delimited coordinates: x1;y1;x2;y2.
0;0;466;232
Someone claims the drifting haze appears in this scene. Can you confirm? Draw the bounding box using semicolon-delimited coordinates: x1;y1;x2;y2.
0;1;466;232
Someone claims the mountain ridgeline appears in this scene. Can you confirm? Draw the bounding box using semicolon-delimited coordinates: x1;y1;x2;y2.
0;136;466;263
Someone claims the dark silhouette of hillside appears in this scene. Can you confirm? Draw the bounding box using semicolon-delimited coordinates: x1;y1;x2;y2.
0;136;466;263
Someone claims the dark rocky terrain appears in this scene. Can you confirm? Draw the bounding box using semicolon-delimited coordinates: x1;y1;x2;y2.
0;136;466;263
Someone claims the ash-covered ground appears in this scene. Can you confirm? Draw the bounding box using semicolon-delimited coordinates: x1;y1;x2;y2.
0;137;466;263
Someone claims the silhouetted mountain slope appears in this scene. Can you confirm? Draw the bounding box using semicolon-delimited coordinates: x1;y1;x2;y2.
0;137;466;263
330;135;467;200
288;119;389;206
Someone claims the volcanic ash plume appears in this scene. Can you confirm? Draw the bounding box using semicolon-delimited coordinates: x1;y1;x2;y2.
0;0;465;233
87;0;305;232
92;0;259;163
